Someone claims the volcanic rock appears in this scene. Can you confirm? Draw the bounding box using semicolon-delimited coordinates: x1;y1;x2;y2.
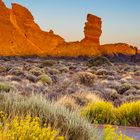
0;1;64;56
81;14;102;46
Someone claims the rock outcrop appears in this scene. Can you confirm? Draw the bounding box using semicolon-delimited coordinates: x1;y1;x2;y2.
100;43;138;55
0;1;64;56
0;0;139;57
81;14;102;46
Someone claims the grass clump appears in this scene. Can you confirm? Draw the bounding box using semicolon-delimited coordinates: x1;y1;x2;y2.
102;125;134;140
0;113;64;140
39;74;52;85
0;83;12;92
0;92;97;140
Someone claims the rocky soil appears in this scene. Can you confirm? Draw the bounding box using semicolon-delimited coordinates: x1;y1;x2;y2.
0;56;140;107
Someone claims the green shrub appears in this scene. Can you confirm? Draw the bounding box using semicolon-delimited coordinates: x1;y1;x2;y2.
39;74;52;85
0;92;97;140
40;60;56;67
102;125;134;140
29;67;45;76
118;84;131;94
0;83;12;92
81;102;115;124
87;57;112;67
59;66;69;73
0;66;7;73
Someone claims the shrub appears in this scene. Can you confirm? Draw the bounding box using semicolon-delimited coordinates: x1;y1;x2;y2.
115;101;140;126
96;69;108;75
57;93;103;111
56;95;78;111
87;57;112;67
0;114;64;140
8;67;23;76
102;125;134;140
82;101;140;127
72;92;103;106
40;60;56;67
0;83;12;92
59;66;69;73
81;102;115;124
0;66;7;73
118;84;131;94
134;71;140;76
77;72;96;86
29;67;45;76
39;74;52;85
25;73;38;83
0;92;97;140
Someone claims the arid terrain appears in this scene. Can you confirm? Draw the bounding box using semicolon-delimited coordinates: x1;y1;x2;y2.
0;56;140;105
0;56;140;139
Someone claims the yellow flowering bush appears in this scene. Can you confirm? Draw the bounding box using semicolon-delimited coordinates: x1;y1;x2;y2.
0;115;64;140
81;101;140;126
115;101;140;126
0;111;7;123
102;125;134;140
81;102;115;124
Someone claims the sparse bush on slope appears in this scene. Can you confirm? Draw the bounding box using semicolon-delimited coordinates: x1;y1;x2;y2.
87;56;112;67
76;72;96;86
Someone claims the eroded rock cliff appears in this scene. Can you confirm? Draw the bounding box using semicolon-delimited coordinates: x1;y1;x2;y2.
0;1;64;56
0;0;139;57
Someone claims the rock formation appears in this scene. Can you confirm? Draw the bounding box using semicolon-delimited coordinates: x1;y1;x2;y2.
0;0;139;57
100;43;137;55
81;14;102;46
0;1;64;56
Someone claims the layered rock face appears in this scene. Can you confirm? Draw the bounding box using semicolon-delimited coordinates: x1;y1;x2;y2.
81;14;102;46
100;43;138;56
0;1;64;56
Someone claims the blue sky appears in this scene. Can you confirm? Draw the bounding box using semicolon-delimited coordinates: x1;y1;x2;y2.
4;0;140;47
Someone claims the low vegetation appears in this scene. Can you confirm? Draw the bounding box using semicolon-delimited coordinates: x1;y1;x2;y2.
0;57;139;139
102;125;134;140
81;101;140;127
0;113;64;140
87;56;112;67
0;92;97;140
